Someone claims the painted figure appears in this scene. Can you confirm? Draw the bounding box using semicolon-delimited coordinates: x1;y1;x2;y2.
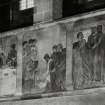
72;24;105;89
23;39;39;91
55;44;66;91
22;41;30;89
87;27;97;81
29;39;39;88
50;45;58;92
72;32;87;89
93;25;104;81
49;44;66;92
43;53;51;91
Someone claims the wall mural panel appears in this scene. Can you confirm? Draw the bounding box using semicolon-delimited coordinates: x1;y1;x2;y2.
1;11;105;98
22;25;66;94
70;14;105;90
0;35;17;96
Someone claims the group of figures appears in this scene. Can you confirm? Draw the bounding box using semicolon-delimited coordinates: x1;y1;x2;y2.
0;44;17;69
43;44;66;92
72;24;105;89
22;38;66;92
22;39;38;91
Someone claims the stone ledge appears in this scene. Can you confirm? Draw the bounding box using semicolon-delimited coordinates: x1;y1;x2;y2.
0;87;105;102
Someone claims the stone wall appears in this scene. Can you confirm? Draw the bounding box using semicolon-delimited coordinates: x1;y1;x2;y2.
33;0;63;23
0;8;105;105
34;0;53;23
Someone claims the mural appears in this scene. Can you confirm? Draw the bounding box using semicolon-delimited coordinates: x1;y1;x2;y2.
0;36;17;96
22;26;66;94
72;24;105;89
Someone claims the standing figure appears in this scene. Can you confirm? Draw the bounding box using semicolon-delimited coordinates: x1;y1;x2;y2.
22;41;30;90
72;32;87;89
100;36;105;83
55;44;66;91
49;45;58;92
93;25;104;82
43;53;51;92
87;27;97;81
95;25;105;83
29;39;39;88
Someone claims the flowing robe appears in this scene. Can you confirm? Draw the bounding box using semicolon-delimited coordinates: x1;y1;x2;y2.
72;39;88;89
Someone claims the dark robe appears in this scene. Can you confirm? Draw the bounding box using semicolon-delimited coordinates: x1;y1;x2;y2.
87;34;96;81
93;32;103;81
55;50;66;91
97;33;105;82
49;52;58;92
